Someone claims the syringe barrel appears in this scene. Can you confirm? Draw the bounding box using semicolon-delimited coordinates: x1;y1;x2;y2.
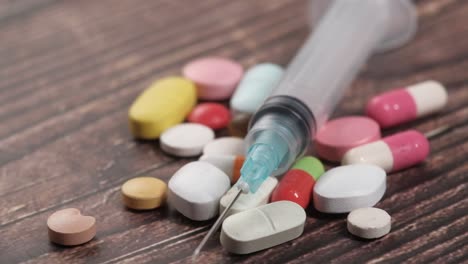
247;0;417;173
273;0;390;130
246;96;313;177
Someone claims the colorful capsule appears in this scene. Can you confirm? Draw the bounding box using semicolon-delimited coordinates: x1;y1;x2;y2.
342;130;430;172
271;156;325;208
366;81;448;128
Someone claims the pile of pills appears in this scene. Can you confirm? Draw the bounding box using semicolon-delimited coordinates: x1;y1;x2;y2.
48;56;448;252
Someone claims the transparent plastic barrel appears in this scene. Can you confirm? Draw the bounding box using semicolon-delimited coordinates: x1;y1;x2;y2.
273;0;417;129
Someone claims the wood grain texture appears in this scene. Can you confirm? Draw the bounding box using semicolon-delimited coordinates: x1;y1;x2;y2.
0;0;466;263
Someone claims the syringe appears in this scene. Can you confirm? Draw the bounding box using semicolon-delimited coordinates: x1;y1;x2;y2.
194;0;417;256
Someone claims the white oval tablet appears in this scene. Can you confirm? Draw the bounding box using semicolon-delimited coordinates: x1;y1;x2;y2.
221;201;306;254
160;123;215;157
168;161;230;220
203;137;245;156
347;207;391;239
219;176;278;217
313;164;386;213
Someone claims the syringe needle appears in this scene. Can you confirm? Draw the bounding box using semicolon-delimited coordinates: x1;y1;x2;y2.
193;187;243;257
424;125;453;139
424;121;466;139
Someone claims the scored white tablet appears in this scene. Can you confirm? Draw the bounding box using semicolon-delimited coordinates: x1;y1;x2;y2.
221;201;306;254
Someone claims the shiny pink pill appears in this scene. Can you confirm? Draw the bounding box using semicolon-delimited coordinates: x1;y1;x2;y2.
314;116;381;162
366;81;448;128
342;130;430;172
182;57;244;100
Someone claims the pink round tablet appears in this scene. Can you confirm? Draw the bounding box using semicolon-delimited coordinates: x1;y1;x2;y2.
315;116;381;162
188;103;231;130
182;57;243;100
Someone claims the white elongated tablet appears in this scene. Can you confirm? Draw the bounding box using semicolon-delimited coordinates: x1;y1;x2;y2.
203;137;245;156
160;123;215;157
168;161;230;220
313;164;386;213
219;176;278;216
221;201;306;254
347;207;391;239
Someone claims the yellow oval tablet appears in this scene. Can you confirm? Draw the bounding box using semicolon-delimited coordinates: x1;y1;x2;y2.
121;177;167;210
129;77;197;139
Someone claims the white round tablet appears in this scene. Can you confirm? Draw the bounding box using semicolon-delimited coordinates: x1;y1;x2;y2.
203;137;245;156
160;123;215;157
347;207;391;239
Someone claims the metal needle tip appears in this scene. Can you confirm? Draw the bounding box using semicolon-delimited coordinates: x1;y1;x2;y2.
193;187;243;257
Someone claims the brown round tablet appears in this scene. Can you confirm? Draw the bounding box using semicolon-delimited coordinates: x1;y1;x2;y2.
47;208;96;246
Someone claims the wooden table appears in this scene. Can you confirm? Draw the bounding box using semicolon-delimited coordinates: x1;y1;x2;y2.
1;0;467;263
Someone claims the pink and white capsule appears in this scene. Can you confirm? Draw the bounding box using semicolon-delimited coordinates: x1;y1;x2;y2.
342;130;430;172
366;81;448;128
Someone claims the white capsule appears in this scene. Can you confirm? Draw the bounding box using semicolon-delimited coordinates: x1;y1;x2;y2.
219;176;277;217
342;141;394;172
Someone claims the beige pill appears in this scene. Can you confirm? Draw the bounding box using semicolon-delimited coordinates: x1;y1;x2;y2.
347;207;391;239
47;208;96;246
121;177;167;210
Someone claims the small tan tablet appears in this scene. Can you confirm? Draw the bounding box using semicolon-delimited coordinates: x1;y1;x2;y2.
347;207;391;239
121;177;167;210
47;208;96;246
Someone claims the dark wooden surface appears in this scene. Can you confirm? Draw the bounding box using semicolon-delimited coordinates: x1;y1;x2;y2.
0;0;467;263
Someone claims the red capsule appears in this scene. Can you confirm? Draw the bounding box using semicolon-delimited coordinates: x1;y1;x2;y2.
271;169;315;209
